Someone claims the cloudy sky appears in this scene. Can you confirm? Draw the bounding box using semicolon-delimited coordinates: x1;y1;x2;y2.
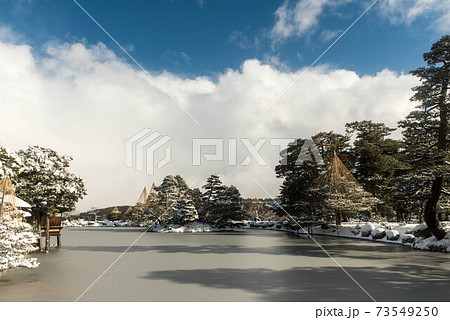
0;0;449;211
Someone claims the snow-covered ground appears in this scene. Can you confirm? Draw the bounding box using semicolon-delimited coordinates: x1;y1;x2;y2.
62;219;137;227
148;221;219;233
243;220;450;253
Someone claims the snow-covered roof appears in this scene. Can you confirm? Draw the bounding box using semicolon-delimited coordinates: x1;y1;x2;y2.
1;194;32;208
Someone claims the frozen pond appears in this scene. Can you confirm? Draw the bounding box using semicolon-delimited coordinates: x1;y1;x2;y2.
0;228;449;301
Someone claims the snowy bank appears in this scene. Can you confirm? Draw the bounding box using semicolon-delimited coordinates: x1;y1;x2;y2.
244;220;450;253
62;219;137;227
148;222;221;233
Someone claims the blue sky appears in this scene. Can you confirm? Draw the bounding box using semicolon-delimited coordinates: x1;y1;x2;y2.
1;0;447;78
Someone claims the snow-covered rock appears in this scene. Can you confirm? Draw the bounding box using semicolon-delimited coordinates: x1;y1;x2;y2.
401;234;415;244
360;222;375;237
386;229;400;241
350;225;361;235
371;228;386;240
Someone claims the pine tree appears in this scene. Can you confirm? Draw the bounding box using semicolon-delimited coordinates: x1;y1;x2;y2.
15;146;87;217
202;175;226;219
175;195;199;225
399;35;450;240
215;185;247;222
0;146;22;180
312;131;350;163
345;121;407;218
275;139;325;218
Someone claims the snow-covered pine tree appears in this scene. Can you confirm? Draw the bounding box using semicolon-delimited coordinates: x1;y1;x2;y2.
15;146;87;215
155;175;197;225
0;145;22;180
214;185;247;222
202;175;226;220
175;195;199;225
323;178;379;222
399;35;450;240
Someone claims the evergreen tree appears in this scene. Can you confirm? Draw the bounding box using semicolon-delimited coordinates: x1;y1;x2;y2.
399;35;450;239
312;131;350;163
275;139;325;218
186;188;205;218
175;195;199;225
215;185;247;222
345;121;407;218
15;146;87;216
156;175;181;208
0;146;22;180
202;174;226;218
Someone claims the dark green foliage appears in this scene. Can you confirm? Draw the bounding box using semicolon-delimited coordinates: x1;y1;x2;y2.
345;121;408;218
275;139;326;218
399;35;450;239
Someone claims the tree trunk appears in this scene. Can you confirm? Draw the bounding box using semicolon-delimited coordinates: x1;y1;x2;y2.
45;213;50;252
335;210;341;225
424;177;446;240
423;75;448;240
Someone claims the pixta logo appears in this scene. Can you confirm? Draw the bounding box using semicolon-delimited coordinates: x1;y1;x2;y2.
126;129;324;175
126;128;172;175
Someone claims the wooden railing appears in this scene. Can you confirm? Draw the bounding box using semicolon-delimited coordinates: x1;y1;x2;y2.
40;216;62;227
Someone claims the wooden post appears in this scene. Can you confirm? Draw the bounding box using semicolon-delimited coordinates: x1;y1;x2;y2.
0;178;6;216
45;212;50;252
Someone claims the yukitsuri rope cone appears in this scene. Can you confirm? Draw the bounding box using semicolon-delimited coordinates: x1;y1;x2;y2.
0;177;39;271
317;153;378;227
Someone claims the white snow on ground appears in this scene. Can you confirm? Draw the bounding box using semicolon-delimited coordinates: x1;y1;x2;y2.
242;220;450;253
63;219;136;227
149;222;219;233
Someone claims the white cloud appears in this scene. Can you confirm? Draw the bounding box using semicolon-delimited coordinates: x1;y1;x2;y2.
269;0;450;44
0;36;419;211
270;0;328;41
379;0;450;32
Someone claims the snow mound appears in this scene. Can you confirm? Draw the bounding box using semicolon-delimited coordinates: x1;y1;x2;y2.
360;222;375;237
371;228;386;240
401;234;415;244
386;229;400;241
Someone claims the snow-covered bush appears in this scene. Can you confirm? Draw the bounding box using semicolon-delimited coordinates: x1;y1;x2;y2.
410;223;432;238
351;225;361;235
0;215;39;271
386;230;400;241
360;222;375;237
371;228;386;240
401;234;415;244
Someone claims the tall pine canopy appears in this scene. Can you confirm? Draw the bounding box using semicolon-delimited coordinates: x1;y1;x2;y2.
400;35;450;240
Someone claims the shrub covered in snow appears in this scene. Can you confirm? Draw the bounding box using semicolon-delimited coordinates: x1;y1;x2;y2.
360;222;375;237
401;234;416;244
371;228;386;240
386;230;400;241
0;215;39;271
